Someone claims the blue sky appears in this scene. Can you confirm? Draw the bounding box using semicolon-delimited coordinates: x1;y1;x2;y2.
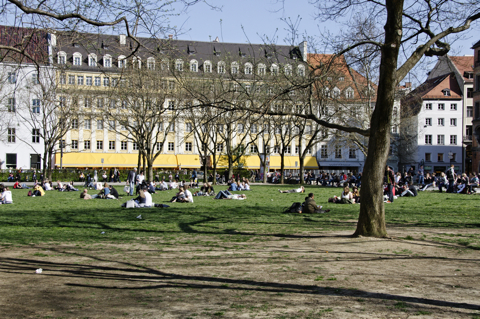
168;0;478;57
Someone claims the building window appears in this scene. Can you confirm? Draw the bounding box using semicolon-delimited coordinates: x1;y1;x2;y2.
251;124;257;133
437;134;444;145
89;54;97;67
7;72;16;83
71;140;78;149
231;63;238;74
467;88;473;98
109;141;115;150
71;119;78;129
450;118;457;126
450;135;457;145
438;118;444;126
94;77;101;86
32;73;39;84
97;120;103;130
156;142;163;151
250;144;258;153
97;140;103;150
238;123;244;133
175;59;183;71
425;135;432;145
349;148;356;159
425;118;432;126
297;65;305;76
425;103;432;110
185;142;192;152
97;98;104;108
77;76;84;85
438;103;445;110
58;52;66;64
273;145;280;153
60;140;66;149
73;53;82;66
103;77;110;87
185;122;192;132
7;128;15;143
321;145;328;158
306;148;312;154
190;60;197;72
442;89;451;96
31;129;40;143
84;119;91;129
425;153;431;162
204;61;212;73
218;62;225;74
32;99;41;113
467;106;473;117
68;75;75;85
450;103;457;110
86;76;92;86
217;143;223;152
335;146;342;158
245;63;253;75
295;146;300;154
59;73;66;84
7;98;15;112
168;142;175;151
285;146;291;154
438;153;444;162
258;64;266;75
84;140;91;149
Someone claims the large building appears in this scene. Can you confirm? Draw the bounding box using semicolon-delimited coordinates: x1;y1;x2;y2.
1;26;380;174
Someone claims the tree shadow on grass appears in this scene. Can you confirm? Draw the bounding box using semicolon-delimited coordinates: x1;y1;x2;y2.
0;250;479;312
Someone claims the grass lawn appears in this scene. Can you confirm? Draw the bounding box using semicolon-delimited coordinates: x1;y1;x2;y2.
2;185;480;318
1;185;479;247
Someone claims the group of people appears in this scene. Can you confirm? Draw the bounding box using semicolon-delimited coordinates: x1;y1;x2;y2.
0;184;13;204
80;182;119;200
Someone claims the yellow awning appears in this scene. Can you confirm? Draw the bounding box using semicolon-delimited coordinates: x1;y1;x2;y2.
176;154;201;168
269;156;300;169
304;156;319;169
212;155;260;169
55;153;178;168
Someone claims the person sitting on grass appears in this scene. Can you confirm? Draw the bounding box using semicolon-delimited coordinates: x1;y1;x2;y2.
279;186;305;193
134;186;153;207
0;186;13;204
170;187;186;202
109;185;119;199
32;184;45;197
65;182;79;191
400;184;418;197
13;180;22;189
302;193;329;213
80;189;92;200
352;186;361;203
194;183;215;196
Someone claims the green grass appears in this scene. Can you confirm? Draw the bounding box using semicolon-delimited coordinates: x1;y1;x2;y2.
1;185;480;245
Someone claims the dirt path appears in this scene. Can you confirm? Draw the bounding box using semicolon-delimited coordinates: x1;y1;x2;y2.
1;227;479;318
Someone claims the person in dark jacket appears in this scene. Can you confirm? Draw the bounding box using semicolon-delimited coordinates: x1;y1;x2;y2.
109;185;119;199
302;193;330;214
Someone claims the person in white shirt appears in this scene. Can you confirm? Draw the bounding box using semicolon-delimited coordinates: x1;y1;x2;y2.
279;186;305;193
0;187;13;204
184;186;194;203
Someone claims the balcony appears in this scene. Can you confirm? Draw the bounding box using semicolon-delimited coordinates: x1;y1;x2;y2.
464;135;473;142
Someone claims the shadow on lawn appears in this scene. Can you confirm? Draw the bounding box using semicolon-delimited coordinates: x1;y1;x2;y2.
0;249;479;312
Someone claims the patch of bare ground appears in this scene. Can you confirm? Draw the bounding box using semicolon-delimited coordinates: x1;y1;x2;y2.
1;227;479;318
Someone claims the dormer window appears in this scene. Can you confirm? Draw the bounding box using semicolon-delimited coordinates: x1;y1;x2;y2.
231;62;238;74
257;63;266;75
245;62;253;75
332;87;341;98
175;59;183;71
271;64;279;75
217;61;225;73
147;57;155;70
88;53;97;67
464;72;474;79
297;64;305;76
132;56;141;69
214;48;221;56
73;52;82;66
442;88;451;96
118;55;126;68
161;59;169;71
284;64;292;76
345;87;354;99
57;51;66;65
190;59;198;72
103;54;112;68
204;61;212;73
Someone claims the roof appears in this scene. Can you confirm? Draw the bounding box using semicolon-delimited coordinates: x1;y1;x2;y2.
0;25;49;64
402;73;462;116
54;31;304;72
449;56;474;82
472;39;480;49
307;53;377;101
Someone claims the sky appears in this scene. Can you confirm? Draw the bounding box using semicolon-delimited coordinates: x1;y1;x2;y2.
167;0;479;57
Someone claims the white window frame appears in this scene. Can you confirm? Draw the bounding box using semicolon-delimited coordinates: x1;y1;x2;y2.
88;53;97;67
73;52;82;66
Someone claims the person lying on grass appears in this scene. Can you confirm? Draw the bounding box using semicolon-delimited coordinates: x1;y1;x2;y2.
279;186;305;193
214;190;247;200
121;186;153;208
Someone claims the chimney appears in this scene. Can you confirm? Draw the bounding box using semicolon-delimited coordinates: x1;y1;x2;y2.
49;33;57;47
168;34;173;40
405;82;412;88
299;41;307;62
119;34;126;45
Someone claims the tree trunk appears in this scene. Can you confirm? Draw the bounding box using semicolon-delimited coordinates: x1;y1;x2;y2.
299;156;305;184
354;1;403;238
137;152;141;173
202;156;208;183
280;153;285;184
